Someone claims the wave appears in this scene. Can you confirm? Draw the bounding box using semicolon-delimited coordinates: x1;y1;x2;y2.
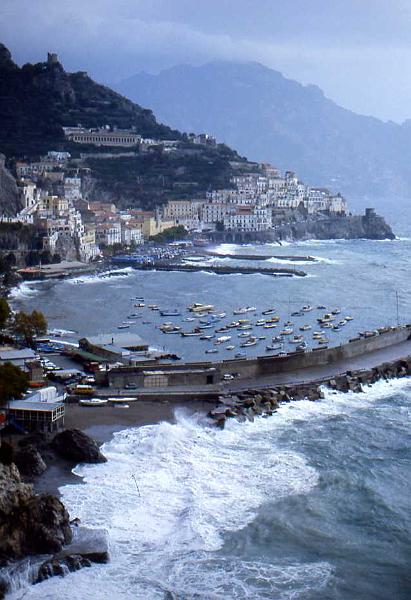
12;378;410;599
8;281;40;300
68;267;133;285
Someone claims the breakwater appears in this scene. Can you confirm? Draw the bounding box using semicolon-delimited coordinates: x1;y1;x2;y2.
209;356;411;427
130;261;307;277
204;251;317;262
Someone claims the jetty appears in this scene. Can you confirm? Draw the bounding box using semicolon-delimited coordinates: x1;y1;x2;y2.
125;261;307;277
204;251;317;262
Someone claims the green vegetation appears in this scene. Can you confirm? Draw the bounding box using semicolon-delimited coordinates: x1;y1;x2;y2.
12;310;47;346
0;298;11;328
0;363;29;405
150;225;188;243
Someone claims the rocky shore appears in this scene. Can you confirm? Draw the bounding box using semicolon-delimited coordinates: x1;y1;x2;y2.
0;429;108;598
208;356;411;427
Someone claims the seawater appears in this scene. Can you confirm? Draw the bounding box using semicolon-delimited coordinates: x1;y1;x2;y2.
8;379;411;599
8;204;411;599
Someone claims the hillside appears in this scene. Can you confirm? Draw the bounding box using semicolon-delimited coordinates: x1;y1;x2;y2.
0;44;180;158
115;61;411;198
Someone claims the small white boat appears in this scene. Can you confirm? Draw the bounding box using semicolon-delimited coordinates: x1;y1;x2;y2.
117;324;130;329
302;305;314;312
280;328;293;335
188;303;214;313
240;337;257;347
299;324;312;331
345;315;354;321
205;348;218;354
215;335;232;344
79;398;108;407
238;332;252;338
225;345;235;350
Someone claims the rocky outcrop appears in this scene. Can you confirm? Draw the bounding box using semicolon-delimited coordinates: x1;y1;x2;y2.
51;429;107;464
0;463;72;566
14;445;47;477
0;155;22;217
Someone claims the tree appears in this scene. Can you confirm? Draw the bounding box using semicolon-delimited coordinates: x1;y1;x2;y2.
12;310;47;346
0;298;10;329
0;363;29;406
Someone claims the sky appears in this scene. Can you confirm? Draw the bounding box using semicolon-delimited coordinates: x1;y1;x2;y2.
1;0;411;123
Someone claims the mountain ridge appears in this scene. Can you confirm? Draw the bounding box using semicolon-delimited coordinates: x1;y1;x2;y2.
115;61;411;198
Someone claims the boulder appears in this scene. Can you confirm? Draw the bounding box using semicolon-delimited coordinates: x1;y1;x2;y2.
35;554;92;584
14;445;47;477
0;464;72;565
51;429;107;464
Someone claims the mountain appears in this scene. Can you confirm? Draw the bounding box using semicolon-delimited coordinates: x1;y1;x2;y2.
115;61;411;198
0;44;180;158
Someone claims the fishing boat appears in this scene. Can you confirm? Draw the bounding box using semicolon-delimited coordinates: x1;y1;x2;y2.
345;315;353;321
238;324;253;330
233;306;256;315
240;337;257;347
188;302;215;313
180;329;202;336
215;335;232;344
262;308;276;315
290;335;304;344
237;319;250;324
160;309;181;317
302;305;314;312
205;348;218;354
266;344;282;351
331;308;341;315
272;336;283;343
117;324;130;329
264;323;277;329
238;332;252;338
200;334;215;340
160;325;181;334
266;316;280;323
280;328;293;335
299;324;312;331
225;345;235;350
79;398;108;407
321;322;333;329
284;321;294;327
256;319;266;326
198;323;213;330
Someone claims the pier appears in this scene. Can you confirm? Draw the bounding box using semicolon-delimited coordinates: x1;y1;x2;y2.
125;260;307;277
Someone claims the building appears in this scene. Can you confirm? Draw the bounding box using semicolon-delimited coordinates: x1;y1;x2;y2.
162;200;202;230
224;206;272;232
63;127;141;147
79;333;149;359
121;223;143;246
95;222;122;246
0;348;37;368
7;399;65;433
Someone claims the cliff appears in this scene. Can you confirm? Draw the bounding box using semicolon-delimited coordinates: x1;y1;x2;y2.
0;155;22;217
0;44;180;158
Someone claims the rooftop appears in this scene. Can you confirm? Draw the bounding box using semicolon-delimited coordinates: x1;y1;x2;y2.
81;333;147;349
0;349;36;361
8;400;64;412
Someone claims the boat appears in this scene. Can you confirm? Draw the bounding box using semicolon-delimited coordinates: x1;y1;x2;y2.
333;326;341;331
149;304;159;311
160;309;181;317
108;397;138;403
266;316;280;323
238;332;252;338
338;320;347;326
205;348;218;354
272;336;283;343
296;342;308;351
181;329;202;336
290;335;304;344
215;335;232;344
240;337;257;347
331;308;341;315
160;325;181;334
317;305;327;310
345;315;354;321
302;305;314;312
238;324;253;330
198;323;213;330
299;324;312;331
262;308;276;315
264;323;277;329
256;319;266;326
225;345;235;350
280;328;293;335
233;306;256;315
135;302;145;307
117;324;130;329
215;326;229;333
128;313;142;318
200;334;215;340
321;322;333;329
235;352;247;358
183;317;196;322
266;344;282;351
237;319;250;324
258;336;266;340
79;398;108;407
188;303;214;313
291;311;304;317
284;321;294;327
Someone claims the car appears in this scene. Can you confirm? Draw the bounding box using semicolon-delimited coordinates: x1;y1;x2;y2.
223;373;235;381
124;383;137;389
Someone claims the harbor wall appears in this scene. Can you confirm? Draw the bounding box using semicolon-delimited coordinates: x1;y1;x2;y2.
104;325;411;388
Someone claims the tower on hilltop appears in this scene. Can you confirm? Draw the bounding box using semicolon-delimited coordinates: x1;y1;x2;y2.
47;52;58;65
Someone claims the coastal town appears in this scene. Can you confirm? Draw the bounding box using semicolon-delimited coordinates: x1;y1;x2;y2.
0;124;349;266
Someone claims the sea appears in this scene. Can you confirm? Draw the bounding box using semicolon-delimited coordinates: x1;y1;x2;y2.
7;198;411;599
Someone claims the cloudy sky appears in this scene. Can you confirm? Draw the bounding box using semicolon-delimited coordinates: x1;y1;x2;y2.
1;0;411;123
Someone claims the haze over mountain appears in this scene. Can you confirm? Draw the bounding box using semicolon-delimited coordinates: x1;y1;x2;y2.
116;61;411;198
